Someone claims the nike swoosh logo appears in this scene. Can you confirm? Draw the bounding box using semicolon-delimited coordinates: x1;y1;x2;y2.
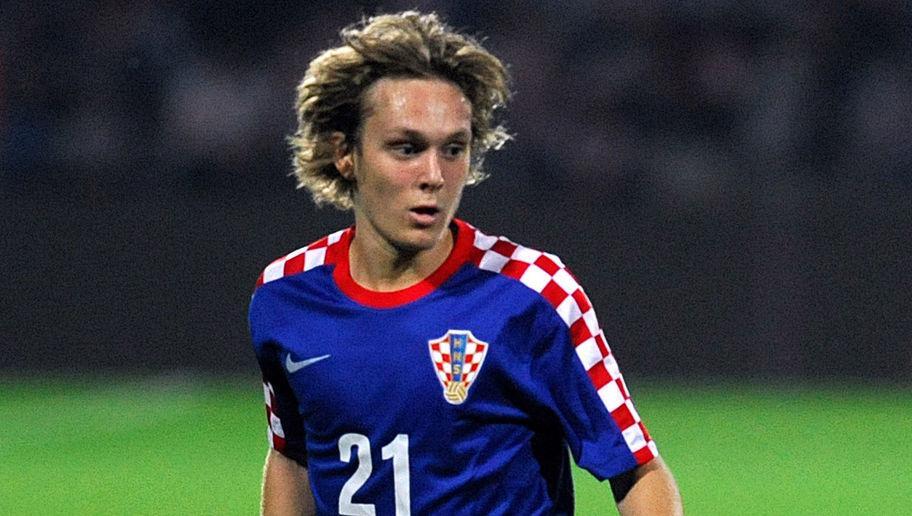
285;353;331;373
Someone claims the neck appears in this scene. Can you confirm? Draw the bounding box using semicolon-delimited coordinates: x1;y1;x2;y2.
348;222;454;292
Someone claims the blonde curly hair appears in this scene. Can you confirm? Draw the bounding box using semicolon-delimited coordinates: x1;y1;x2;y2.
290;11;512;210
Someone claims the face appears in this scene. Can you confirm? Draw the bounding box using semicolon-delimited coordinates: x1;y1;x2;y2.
338;77;472;254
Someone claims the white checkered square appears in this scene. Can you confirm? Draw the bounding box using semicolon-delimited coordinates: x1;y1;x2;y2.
511;246;542;263
269;413;285;438
603;353;621;378
597;379;625;412
304;247;326;271
575;337;602;370
473;231;499;250
263;383;273;406
262;260;286;283
622;424;647;451
555;295;583;326
327;229;345;245
520;264;552;292
479;251;510;272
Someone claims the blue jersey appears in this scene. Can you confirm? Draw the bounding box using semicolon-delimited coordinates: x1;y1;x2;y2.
250;219;657;515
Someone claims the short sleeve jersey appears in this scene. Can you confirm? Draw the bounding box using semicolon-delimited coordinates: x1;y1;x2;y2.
250;219;657;515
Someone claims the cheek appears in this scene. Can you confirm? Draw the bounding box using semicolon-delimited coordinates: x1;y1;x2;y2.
446;166;470;191
443;169;468;200
443;157;470;180
357;162;408;197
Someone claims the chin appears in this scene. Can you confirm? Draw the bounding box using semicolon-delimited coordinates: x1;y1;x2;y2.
396;226;447;252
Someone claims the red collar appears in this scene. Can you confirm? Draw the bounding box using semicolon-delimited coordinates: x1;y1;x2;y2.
331;218;475;309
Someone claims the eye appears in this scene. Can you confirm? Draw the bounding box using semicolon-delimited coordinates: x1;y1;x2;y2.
443;143;467;159
391;143;417;156
388;140;427;158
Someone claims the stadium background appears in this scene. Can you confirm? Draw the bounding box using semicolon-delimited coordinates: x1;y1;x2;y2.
1;1;910;514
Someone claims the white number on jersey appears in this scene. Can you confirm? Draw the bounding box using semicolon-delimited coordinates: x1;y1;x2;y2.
338;433;411;516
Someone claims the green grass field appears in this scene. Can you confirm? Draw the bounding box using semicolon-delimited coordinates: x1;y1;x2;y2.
1;376;909;515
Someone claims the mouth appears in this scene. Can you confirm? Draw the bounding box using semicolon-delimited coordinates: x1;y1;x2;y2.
411;206;440;216
409;205;441;226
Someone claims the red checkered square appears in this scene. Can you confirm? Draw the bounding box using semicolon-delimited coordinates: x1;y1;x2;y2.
611;401;636;430
569;317;592;345
594;332;610;357
633;445;654;464
587;360;611;390
533;255;560;275
491;239;518;258
617;377;630;399
283;253;306;276
501;259;531;279
540;280;571;308
571;288;592;313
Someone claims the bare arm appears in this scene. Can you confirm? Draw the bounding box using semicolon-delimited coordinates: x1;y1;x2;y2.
261;448;315;516
614;457;683;516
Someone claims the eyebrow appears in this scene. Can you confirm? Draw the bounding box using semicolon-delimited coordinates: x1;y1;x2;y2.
388;128;471;141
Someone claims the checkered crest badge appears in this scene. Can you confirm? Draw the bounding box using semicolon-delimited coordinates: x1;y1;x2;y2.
428;330;489;405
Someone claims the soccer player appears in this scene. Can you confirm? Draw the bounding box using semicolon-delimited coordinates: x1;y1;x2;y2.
250;11;682;515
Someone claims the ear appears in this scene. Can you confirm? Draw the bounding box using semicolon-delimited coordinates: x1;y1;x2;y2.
330;132;355;180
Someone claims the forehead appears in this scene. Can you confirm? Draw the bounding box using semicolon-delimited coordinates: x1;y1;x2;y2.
361;77;472;135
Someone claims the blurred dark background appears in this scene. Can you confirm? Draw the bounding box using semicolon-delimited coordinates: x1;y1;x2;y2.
2;1;910;381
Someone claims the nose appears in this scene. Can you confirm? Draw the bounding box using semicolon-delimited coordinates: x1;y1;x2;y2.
419;151;445;191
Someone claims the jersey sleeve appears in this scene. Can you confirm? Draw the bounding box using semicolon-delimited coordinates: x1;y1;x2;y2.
250;289;309;466
529;274;658;480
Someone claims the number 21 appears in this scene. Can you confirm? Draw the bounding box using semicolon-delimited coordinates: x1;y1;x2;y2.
338;433;410;516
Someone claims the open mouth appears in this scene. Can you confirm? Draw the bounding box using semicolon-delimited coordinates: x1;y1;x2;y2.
411;206;440;216
409;206;441;226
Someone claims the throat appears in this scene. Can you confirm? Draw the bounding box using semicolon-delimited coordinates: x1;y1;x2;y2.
347;227;455;292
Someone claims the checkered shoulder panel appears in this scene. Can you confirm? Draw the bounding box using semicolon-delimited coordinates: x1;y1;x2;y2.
255;229;348;290
262;381;287;451
467;224;658;465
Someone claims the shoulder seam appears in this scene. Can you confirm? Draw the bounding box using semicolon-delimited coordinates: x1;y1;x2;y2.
255;229;347;290
467;225;658;464
468;227;581;326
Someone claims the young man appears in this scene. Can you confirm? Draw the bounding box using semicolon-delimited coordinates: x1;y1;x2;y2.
250;11;682;515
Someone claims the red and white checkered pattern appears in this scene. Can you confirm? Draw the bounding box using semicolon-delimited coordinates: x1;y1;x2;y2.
263;382;287;451
468;225;658;465
429;333;488;384
256;229;347;288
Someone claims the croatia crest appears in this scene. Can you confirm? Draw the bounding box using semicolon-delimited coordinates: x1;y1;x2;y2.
428;330;489;405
